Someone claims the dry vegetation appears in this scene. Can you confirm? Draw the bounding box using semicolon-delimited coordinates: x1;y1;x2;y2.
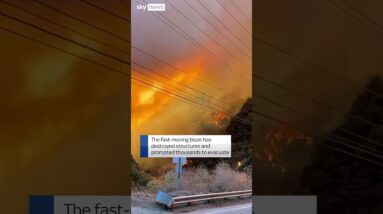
140;162;252;195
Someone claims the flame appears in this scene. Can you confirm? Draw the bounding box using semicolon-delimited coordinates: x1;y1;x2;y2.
183;159;193;167
263;126;312;172
207;111;229;128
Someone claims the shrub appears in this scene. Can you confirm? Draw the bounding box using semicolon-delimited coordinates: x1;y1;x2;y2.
139;162;252;194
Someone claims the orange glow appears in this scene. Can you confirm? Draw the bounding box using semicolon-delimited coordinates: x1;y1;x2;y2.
131;62;202;128
131;62;203;161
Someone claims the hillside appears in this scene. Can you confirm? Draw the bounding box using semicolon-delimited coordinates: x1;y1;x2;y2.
131;156;153;187
190;98;252;169
297;77;383;213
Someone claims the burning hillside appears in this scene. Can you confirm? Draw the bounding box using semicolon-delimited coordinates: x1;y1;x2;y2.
190;98;253;169
264;126;312;172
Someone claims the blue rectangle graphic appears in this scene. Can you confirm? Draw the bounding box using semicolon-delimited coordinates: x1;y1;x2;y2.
29;196;54;214
140;135;148;157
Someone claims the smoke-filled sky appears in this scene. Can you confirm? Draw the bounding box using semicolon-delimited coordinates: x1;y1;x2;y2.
131;0;252;169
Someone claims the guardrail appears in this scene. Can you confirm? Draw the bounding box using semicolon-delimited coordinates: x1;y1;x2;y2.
156;190;252;208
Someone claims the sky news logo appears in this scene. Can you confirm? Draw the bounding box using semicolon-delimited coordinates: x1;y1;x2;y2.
136;3;166;11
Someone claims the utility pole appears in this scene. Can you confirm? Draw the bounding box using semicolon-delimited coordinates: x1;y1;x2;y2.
173;157;186;196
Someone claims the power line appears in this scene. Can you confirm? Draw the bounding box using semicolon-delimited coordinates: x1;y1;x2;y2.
340;0;383;32
132;62;254;123
253;119;383;167
165;0;251;71
255;92;383;149
33;0;131;43
132;45;247;102
0;25;129;76
132;75;222;114
215;0;251;35
132;79;252;127
1;2;251;123
129;2;251;101
245;1;383;103
0;19;251;126
254;109;383;166
197;0;251;52
30;0;252;112
248;4;383;145
2;0;224;112
136;0;252;82
0;4;252;126
133;61;249;114
0;8;131;66
132;61;213;99
80;0;131;23
253;107;382;160
132;63;235;111
4;16;249;124
185;0;251;57
244;0;383;133
132;73;252;126
132;71;214;108
138;0;231;74
328;0;383;38
4;0;247;107
135;0;250;81
253;72;383;135
254;93;383;158
254;35;383;100
133;73;252;125
248;1;383;100
133;79;252;126
230;0;252;22
5;0;231;113
132;79;219;114
0;0;130;57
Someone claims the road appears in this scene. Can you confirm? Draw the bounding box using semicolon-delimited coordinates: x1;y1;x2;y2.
188;203;252;214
